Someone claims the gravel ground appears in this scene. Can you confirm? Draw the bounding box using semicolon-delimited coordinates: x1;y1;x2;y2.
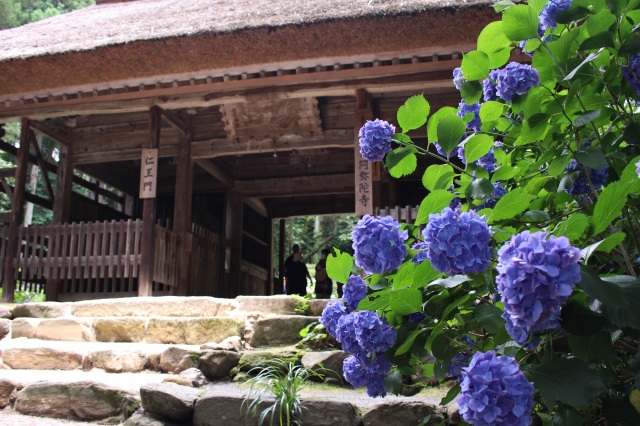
0;411;96;426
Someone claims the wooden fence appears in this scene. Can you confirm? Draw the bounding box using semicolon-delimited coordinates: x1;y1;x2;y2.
374;205;420;224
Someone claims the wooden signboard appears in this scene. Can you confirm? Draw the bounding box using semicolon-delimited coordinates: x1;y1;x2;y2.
139;148;158;199
355;152;373;216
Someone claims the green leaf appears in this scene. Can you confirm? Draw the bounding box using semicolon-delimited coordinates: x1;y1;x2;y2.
578;267;628;310
386;146;417;178
415;190;456;226
487;47;512;69
480;101;504;122
429;275;471;289
592;181;629;234
436;114;466;156
474;303;506;333
568;332;614;364
461;80;483;104
548;154;571;177
587;10;617;36
461;50;490;80
413;260;442;288
554;213;589;242
390;288;422;315
393;262;417;289
384;370;403;395
579;32;615;50
564;49;605;81
489;188;536;222
397;94;430;132
581;233;626;264
358;291;391;312
422;164;455;192
528;358;606;408
465;134;495;164
439;383;461;406
477;21;512;53
465;178;494;200
575;150;606;169
572;109;601;127
521;210;551;223
619;155;640;194
396;329;426;356
326;249;353;284
427;107;458;144
502;5;540;41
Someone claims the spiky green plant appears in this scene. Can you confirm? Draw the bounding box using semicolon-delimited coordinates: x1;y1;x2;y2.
242;358;319;426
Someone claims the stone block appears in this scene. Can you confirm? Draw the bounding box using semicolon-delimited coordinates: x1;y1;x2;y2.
308;298;332;316
11;302;70;318
299;400;361;425
237;348;300;372
140;382;202;424
362;401;445;426
236;295;302;314
249;315;318;347
0;318;10;340
11;317;41;338
2;347;83;370
91;349;147;373
200;335;244;352
179;368;207;387
94;317;147;342
35;318;94;342
158;347;201;373
146;317;244;345
301;350;349;381
0;379;17;409
72;296;239;317
124;413;183;426
198;350;241;380
0;305;11;319
193;391;273;426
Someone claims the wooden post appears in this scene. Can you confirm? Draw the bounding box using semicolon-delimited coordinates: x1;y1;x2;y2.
225;189;243;298
1;118;31;302
173;127;193;296
276;218;286;295
138;106;160;297
354;89;374;216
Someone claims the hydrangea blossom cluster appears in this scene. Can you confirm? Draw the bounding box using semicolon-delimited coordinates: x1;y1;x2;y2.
496;231;581;348
343;275;367;311
358;119;395;162
539;0;572;33
423;207;492;275
623;55;640;97
320;300;348;337
446;336;475;379
411;241;429;265
453;67;467;91
457;351;534;426
496;63;540;102
636;160;640;178
352;215;408;275
478;183;507;210
483;69;500;101
564;160;609;196
457;100;482;132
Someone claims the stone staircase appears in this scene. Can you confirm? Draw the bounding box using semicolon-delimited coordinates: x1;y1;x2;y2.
0;296;453;425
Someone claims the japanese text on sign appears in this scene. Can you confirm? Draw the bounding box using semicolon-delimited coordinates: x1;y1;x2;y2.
139;148;158;199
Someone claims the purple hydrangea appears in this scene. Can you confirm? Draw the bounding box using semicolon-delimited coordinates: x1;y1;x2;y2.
540;0;572;33
343;354;393;398
407;312;427;323
343;355;368;388
352;215;408;275
496;63;540;102
453;67;467;91
564;160;609;196
483;69;500;102
623;55;640;97
446;336;475;380
636;160;640;178
478;183;507;210
457;351;534;426
320;300;348;337
352;310;397;355
335;312;362;355
358;119;396;162
423;207;492;275
504;315;542;350
411;241;429;265
457;100;482;132
496;231;581;348
449;197;462;212
344;275;368;311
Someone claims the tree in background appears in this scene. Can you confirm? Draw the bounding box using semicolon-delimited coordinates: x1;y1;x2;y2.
0;0;95;29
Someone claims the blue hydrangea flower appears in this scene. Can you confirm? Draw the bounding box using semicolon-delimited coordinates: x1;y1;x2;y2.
457;351;534;426
453;67;467;91
343;355;368;388
483;69;500;102
496;231;581;347
564;160;608;196
352;310;397;355
407;312;427;323
446;336;475;380
457;100;482;132
411;241;429;265
449;197;462;212
320;300;348;337
364;355;393;398
344;275;368;311
636;160;640;178
352;215;408;275
539;0;572;34
623;55;640;97
335;312;361;355
478;183;507;210
496;63;540;102
423;207;492;275
358;119;396;162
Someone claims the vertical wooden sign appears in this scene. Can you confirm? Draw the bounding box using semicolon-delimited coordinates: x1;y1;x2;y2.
355;89;374;216
139;148;158;199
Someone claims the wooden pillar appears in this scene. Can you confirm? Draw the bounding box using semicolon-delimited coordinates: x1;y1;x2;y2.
138;106;160;297
173;129;193;296
225;189;243;297
1;118;31;302
275;218;286;295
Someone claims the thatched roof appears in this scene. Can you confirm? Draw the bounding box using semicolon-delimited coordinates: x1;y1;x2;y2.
0;0;493;61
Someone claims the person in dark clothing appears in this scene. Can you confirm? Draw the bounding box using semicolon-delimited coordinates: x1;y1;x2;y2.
315;248;333;299
284;244;311;296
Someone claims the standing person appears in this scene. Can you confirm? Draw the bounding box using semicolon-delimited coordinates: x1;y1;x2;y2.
315;248;333;299
284;244;311;296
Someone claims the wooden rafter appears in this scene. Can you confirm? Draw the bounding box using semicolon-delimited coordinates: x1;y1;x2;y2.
29;131;55;201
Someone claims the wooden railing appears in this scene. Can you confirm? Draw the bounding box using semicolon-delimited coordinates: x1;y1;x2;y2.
374;205;420;224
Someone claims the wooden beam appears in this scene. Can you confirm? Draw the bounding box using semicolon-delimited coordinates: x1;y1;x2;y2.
0;182;53;209
0;168;16;178
225;189;243;298
158;108;189;134
234;173;354;197
173;126;193;296
0;177;13;202
29;120;69;145
29;132;55;201
194;159;232;187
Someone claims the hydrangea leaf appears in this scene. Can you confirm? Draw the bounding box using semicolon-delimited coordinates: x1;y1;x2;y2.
383;370;403;395
413;260;441;288
554;213;589;242
578;267;628;311
427;107;458;144
560;300;608;336
527;0;546;14
436;114;466;156
487;188;535;222
415;190;455;226
465;134;494;164
575;150;606;169
397;94;430;133
461;50;490;81
439;383;461;406
474;303;506;333
581;232;626;264
477;21;512;53
326;249;353;284
357;290;391;312
528;357;606;408
501;4;540;41
587;10;617;36
598;276;640;330
523;176;552;195
618;155;640;194
395;329;426;356
465;177;494;200
390;288;422;315
428;275;471;289
422;164;455;192
479;101;504;122
460;80;482;104
392;261;417;289
564;49;605;81
487;47;512;69
568;332;614;364
592;181;629;235
386;146;417;178
548;154;572;177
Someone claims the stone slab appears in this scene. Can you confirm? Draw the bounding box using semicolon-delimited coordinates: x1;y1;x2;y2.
11;317;41;338
236;295;303;315
309;298;333;316
249;315;318;347
362;400;445;425
11;302;71;318
140;382;202;424
146;317;244;345
72;296;239;317
91;349;147;373
193;391;273;426
35;318;95;342
93;317;147;342
2;347;84;370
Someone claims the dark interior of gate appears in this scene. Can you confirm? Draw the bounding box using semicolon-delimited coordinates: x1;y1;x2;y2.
0;0;499;302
